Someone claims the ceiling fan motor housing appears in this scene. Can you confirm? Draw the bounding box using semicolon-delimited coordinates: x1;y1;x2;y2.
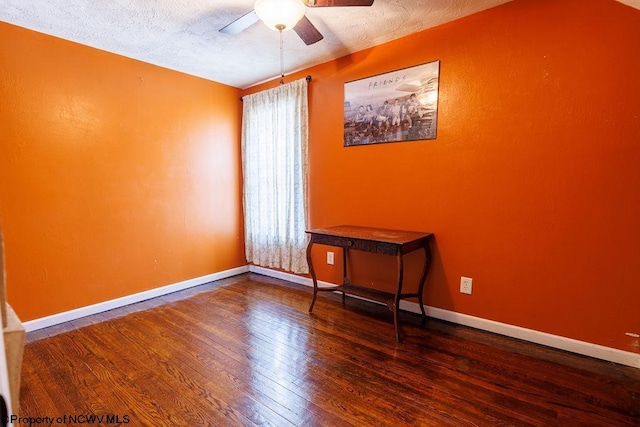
254;0;306;31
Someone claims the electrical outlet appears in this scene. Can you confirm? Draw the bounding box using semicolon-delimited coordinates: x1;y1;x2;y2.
460;276;473;295
327;251;335;265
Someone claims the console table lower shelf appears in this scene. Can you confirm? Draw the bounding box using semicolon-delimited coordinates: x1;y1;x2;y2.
306;225;433;342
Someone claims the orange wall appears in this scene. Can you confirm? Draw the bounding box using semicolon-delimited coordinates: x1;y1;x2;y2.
0;23;245;321
245;0;640;353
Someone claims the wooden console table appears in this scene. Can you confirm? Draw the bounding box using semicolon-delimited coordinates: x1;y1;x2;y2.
306;225;433;342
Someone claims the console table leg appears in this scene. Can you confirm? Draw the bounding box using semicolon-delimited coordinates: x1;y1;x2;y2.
417;245;432;327
418;294;427;327
342;247;348;306
309;288;318;312
394;253;405;343
393;302;401;342
307;238;318;312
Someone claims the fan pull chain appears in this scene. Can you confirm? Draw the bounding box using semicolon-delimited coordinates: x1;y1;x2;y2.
279;29;285;85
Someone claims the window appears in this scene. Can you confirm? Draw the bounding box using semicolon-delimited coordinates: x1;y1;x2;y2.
241;78;309;273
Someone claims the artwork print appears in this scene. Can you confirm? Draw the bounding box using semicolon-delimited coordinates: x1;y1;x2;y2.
343;60;440;146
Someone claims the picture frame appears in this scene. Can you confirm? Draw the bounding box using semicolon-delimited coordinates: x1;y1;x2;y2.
343;60;440;147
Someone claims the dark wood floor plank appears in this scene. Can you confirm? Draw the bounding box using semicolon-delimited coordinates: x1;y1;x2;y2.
181;278;640;425
18;273;640;426
157;298;379;426
41;332;115;416
69;323;213;425
214;291;480;424
214;283;538;423
223;282;548;425
120;311;297;427
161;289;422;426
100;314;266;426
239;278;640;424
18;345;66;417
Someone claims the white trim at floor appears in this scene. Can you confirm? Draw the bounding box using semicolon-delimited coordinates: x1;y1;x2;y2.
249;265;640;369
21;264;639;369
22;266;249;333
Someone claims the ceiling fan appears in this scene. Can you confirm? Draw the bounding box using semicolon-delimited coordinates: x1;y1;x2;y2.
219;0;375;45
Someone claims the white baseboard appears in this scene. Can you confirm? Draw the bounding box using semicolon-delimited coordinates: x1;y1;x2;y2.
249;266;640;369
23;266;249;332
22;264;639;369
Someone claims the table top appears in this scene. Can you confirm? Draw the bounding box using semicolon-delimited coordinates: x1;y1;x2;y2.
306;225;432;245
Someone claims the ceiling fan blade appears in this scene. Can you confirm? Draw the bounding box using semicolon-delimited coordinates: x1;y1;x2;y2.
305;0;374;6
219;10;259;35
294;16;324;45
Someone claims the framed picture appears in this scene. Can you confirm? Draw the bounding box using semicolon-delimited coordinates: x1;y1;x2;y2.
343;60;440;147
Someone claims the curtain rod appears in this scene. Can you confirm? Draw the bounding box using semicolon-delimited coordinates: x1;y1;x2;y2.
240;75;312;101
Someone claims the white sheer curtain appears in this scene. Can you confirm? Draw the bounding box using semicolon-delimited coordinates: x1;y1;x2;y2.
242;78;309;274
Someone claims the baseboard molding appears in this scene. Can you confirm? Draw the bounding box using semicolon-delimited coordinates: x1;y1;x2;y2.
22;264;639;369
23;266;250;333
249;266;640;369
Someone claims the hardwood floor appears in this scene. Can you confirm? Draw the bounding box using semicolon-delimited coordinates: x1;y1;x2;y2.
20;273;640;426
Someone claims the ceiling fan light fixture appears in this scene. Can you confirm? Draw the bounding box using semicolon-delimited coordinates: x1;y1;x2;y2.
255;0;306;32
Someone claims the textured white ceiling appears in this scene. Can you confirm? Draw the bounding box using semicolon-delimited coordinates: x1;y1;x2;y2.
617;0;640;9
1;0;637;89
